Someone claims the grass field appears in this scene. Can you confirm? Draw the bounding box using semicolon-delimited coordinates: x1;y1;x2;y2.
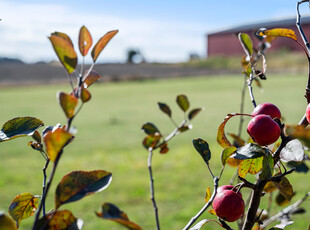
0;74;310;229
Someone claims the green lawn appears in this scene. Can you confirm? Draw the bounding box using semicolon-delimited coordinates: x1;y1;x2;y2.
0;74;309;229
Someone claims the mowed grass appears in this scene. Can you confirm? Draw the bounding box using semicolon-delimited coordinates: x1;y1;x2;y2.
0;74;310;229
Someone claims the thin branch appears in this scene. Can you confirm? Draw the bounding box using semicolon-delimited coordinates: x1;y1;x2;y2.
297;0;310;56
261;192;310;229
42;158;50;216
238;75;247;137
148;149;160;230
182;177;219;230
247;72;257;109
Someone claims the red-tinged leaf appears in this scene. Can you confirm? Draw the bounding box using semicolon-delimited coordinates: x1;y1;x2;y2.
238;33;253;58
34;210;82;230
43;127;73;162
217;113;243;148
178;124;192;132
0;117;44;142
79;25;92;56
55;170;112;208
58;92;78;119
221;146;237;166
8;192;39;227
158;102;171;117
205;187;211;203
176;94;190;112
96;203;142;230
0;212;17;230
159;143;169;154
91;30;118;62
28;141;43;151
238;157;263;178
258;28;297;41
272;176;294;201
48;34;77;74
81;87;91;103
142;134;161;150
82;70;101;88
51;32;74;47
188;108;202;120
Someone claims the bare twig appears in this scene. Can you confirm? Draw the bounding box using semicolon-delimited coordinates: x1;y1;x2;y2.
238;76;247;137
183;177;219;230
261;192;310;229
148;149;160;230
42;158;50;216
247;72;257;109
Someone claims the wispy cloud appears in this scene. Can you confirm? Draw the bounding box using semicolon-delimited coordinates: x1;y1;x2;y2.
0;1;207;63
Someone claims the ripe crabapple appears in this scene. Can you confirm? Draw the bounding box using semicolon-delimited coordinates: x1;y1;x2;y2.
247;114;281;146
306;103;310;123
252;103;281;119
217;185;242;198
213;189;245;222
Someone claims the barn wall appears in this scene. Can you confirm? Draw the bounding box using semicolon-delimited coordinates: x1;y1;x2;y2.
207;24;310;57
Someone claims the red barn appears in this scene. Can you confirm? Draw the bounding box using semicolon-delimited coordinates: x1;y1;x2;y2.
206;16;310;57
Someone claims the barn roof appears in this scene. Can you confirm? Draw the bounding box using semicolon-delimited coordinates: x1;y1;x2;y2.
207;15;310;36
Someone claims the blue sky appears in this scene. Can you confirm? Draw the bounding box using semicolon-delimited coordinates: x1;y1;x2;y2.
0;0;309;63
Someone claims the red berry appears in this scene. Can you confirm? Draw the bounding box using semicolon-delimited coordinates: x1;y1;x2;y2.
252;103;281;119
247;114;281;146
217;185;242;198
213;189;245;222
306;104;310;123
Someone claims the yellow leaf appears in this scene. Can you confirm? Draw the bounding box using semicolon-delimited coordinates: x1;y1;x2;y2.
258;28;297;41
205;187;211;203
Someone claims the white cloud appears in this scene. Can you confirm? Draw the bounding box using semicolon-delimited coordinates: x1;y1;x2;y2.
0;1;207;63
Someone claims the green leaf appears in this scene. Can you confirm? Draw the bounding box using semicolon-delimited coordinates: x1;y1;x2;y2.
272;176;294;201
82;70;101;88
238;33;253;58
49;33;77;74
0;117;44;142
34;210;82;230
192;138;211;164
238;157;263;178
43;126;73;162
259;154;274;180
0;212;17;230
141;122;161;135
8;192;39;227
217;113;241;148
275;192;290;206
142;134;161;150
96;203;142;230
55;170;112;208
158;102;171;117
232;143;267;160
221;146;237;166
79;25;92;56
58;92;78;119
91;30;118;63
188;108;202;120
176;94;190;112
